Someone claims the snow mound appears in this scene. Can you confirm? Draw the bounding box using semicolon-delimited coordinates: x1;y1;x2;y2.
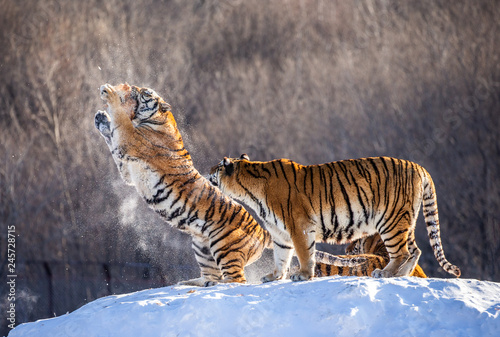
8;277;500;337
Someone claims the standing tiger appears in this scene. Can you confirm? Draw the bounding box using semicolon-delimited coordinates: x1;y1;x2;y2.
94;83;275;286
209;154;460;282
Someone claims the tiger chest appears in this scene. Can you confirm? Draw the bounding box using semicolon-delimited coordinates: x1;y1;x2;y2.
127;161;201;233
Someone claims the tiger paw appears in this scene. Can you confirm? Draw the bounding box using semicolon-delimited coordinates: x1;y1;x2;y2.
261;272;281;283
100;83;120;106
290;271;312;282
94;110;111;140
177;277;211;287
204;280;219;287
372;268;392;278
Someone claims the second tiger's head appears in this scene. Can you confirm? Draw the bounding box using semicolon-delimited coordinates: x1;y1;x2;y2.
208;154;250;192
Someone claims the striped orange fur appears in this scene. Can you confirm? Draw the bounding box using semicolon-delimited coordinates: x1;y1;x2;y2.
315;234;427;278
95;84;273;286
209;154;459;282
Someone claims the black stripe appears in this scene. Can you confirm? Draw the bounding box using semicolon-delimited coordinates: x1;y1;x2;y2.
274;241;293;250
325;264;331;276
309;165;315;195
145;187;173;205
349;170;369;223
291;164;298;189
247;167;263;179
317;166;328;240
210;228;233;250
260;165;272;177
277;160;293;218
303;169;308;194
334;166;354;230
271;161;280;177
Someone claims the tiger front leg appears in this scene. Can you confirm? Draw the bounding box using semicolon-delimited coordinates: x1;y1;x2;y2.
289;228;316;282
94;110;134;185
261;239;294;283
214;250;247;285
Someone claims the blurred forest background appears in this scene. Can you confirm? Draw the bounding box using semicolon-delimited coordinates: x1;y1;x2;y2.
1;0;499;332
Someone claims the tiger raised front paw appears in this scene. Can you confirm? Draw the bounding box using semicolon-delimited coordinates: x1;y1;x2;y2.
100;83;120;107
94;110;111;142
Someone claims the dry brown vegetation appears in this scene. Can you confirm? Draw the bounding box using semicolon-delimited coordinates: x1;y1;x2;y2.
1;0;499;330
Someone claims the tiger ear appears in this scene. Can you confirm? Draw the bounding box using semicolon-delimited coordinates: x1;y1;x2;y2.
240;153;250;161
160;102;171;112
223;157;234;176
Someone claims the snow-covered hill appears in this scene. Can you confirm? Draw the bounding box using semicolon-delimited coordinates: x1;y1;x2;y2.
8;277;500;337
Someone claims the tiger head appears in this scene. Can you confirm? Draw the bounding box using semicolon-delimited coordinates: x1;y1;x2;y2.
99;83;172;125
209;154;250;193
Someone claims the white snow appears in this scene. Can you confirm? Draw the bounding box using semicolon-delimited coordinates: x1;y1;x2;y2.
8;277;500;337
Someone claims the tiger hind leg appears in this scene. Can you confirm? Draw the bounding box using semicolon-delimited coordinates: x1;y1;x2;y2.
218;266;247;285
212;246;248;285
372;251;411;278
373;222;413;278
178;238;222;287
397;230;421;276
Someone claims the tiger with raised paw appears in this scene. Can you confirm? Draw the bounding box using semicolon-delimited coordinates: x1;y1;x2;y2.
94;83;274;286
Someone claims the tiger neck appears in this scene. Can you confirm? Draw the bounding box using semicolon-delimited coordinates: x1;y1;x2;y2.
223;175;267;220
139;123;195;169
